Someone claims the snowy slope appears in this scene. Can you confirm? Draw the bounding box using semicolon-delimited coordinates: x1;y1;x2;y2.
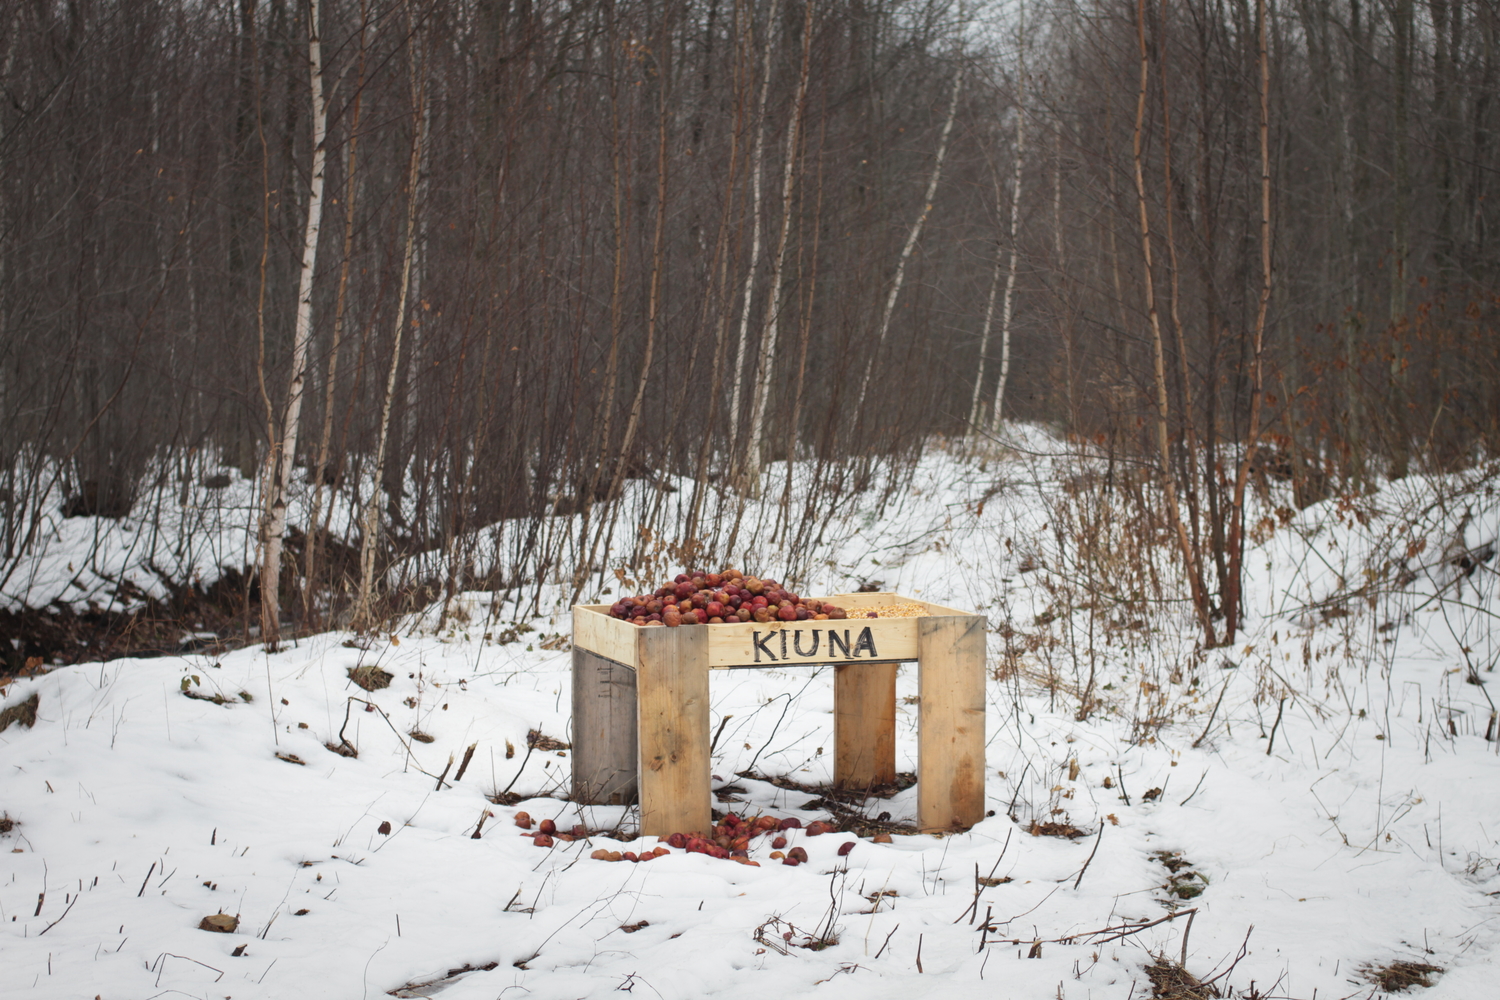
2;445;1497;999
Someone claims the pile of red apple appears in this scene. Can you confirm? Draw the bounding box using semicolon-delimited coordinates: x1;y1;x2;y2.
609;568;847;627
518;810;857;866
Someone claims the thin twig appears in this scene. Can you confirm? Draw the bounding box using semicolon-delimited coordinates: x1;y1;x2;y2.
37;896;78;936
498;740;536;800
980;906;1199;949
1266;697;1287;757
1073;823;1105;890
709;714;734;755
1179;769;1209;807
1192;673;1233;749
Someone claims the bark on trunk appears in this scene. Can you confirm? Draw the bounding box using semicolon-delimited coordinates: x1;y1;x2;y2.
743;0;815;489
352;18;425;633
259;0;328;650
855;64;964;415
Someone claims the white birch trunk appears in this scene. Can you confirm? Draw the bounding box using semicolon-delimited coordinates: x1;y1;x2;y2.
967;174;1005;432
303;1;368;621
988;74;1025;435
727;0;781;454
743;0;815;488
258;0;327;649
855;64;964;415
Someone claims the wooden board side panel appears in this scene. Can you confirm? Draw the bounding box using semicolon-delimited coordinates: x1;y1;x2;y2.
834;662;897;789
577;595;978;670
706;618;916;667
573;605;639;668
917;614;987;832
635;625;711;838
570;647;639;805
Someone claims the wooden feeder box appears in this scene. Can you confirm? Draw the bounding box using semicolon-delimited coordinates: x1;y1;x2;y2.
570;593;986;838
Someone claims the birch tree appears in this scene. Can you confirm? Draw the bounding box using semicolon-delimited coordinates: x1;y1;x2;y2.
742;0;816;489
854;63;964;415
728;0;781;454
304;0;368;625
258;0;328;650
969;45;1025;435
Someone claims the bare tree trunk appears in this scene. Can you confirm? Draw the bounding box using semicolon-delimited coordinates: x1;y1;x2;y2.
1157;0;1205;592
967;175;1004;432
855;63;964;414
601;42;672;509
743;0;815;489
259;0;328;650
728;0;780;457
303;0;368;625
686;0;752;544
1388;0;1413;476
988;55;1025;435
1223;0;1273;643
1132;0;1215;647
352;17;425;634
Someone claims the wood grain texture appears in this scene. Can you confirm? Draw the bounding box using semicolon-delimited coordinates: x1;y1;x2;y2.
917;614;988;832
570;647;639;805
706;619;916;668
833;662;898;789
574;595;961;670
635;624;711;838
573;605;639;668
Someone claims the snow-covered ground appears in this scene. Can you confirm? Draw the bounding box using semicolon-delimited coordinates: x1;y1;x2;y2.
3;441;1498;998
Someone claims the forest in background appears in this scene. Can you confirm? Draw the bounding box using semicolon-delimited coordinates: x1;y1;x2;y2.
2;0;1498;660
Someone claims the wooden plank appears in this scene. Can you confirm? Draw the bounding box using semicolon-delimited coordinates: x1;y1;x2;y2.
917;614;988;832
573;605;639;668
636;624;711;838
833;662;898;789
570;647;639;805
576;595;969;670
706;617;917;668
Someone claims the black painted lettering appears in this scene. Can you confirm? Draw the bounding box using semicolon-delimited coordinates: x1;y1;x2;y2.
794;629;820;657
853;626;877;658
752;631;777;662
827;629;851;658
779;630;788;661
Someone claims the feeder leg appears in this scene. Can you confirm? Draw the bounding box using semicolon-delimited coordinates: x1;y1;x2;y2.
917;615;987;832
636;625;711;838
834;662;897;790
571;647;639;805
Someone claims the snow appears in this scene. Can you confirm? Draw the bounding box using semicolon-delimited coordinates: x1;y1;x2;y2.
3;440;1498;998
